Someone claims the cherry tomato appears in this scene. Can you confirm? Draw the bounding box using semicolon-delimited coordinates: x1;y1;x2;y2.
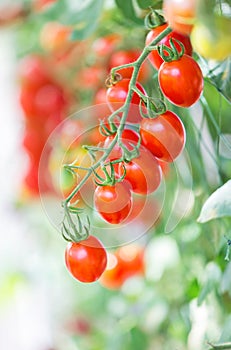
118;147;162;195
106;79;146;123
94;182;132;224
140;110;186;162
145;23;193;70
22;127;46;162
163;0;197;35
108;50;150;81
191;16;231;61
158;55;203;107
65;235;107;283
18;55;51;89
99;252;124;289
20;83;67;118
99;245;145;289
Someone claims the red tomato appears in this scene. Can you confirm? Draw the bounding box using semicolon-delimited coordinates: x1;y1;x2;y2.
99;252;125;289
118;147;162;195
109;50;150;82
124;194;146;223
20;83;67;118
158;55;203;107
145;23;193;70
163;0;197;35
158;159;171;177
92;34;121;57
106;79;146;123
99;245;145;289
18;55;51;89
94;182;132;224
22;127;46;162
65;235;107;283
140;110;186;162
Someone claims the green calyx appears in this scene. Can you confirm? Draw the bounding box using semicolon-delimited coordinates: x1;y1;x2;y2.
145;9;166;30
157;38;185;62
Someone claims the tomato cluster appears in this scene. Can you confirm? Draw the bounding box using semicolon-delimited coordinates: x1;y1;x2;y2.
17;5;209;284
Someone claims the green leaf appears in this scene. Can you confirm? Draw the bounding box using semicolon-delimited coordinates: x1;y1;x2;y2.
206;58;231;104
197;180;231;223
63;0;104;40
115;0;143;25
136;0;155;9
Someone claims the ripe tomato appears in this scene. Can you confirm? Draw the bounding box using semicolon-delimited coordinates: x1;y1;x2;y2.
20;83;67;118
106;79;146;123
140;110;185;162
99;252;124;289
158;55;203;107
65;235;107;283
22;127;46;162
118;147;162;195
163;0;197;35
145;23;193;70
108;50;150;82
191;16;231;61
94;182;132;224
18;55;51;89
99;245;145;289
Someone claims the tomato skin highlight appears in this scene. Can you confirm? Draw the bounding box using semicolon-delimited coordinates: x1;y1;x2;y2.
94;182;132;224
106;79;146;123
146;23;193;70
118;147;162;195
158;55;203;107
140;110;186;162
65;236;107;283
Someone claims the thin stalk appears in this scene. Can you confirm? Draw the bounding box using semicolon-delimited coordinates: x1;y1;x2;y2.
208;341;231;349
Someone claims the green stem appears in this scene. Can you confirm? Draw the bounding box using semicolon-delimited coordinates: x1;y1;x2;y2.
208;342;231;349
200;96;231;152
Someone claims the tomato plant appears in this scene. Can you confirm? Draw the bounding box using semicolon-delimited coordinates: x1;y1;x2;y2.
146;23;193;70
65;235;107;283
94;182;132;224
140;111;186;162
158;55;204;107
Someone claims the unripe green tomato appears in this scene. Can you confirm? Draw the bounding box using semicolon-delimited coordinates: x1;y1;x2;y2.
191;16;231;61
